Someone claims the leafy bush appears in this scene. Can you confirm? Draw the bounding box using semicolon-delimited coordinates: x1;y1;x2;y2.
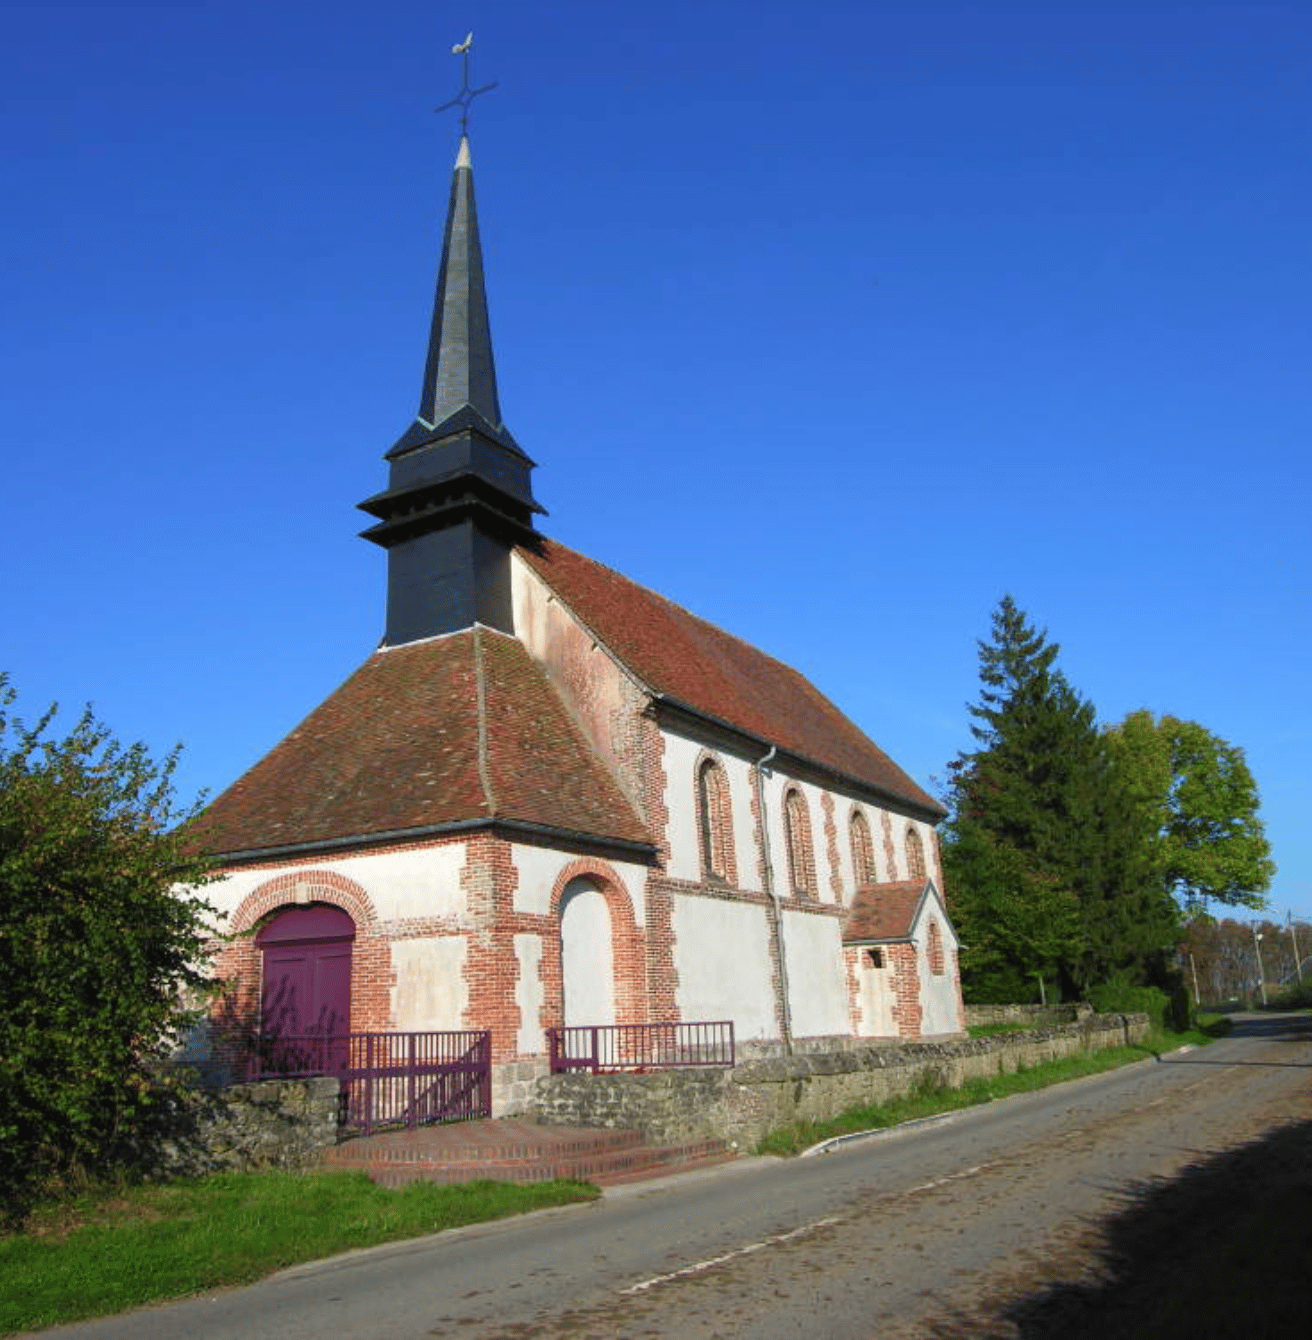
1087;977;1183;1032
0;677;214;1220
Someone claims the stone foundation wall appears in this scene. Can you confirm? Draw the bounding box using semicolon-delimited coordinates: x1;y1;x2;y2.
144;1077;341;1177
534;1013;1151;1150
493;1058;550;1116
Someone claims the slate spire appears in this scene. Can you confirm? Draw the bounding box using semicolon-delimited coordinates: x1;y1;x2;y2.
359;134;543;647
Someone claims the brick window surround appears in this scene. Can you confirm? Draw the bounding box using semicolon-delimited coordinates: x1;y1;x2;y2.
905;825;926;880
783;786;817;898
696;755;736;884
849;808;877;887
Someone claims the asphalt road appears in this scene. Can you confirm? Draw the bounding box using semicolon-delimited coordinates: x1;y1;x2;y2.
46;1013;1312;1339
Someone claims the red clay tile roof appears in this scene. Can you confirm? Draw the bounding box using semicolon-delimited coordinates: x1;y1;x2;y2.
843;880;932;943
520;540;942;815
198;628;650;858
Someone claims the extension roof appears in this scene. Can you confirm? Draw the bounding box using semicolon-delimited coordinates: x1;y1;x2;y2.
199;628;650;861
843;879;937;944
520;540;942;816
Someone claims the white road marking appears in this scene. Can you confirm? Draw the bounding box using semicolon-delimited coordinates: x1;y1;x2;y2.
620;1216;844;1295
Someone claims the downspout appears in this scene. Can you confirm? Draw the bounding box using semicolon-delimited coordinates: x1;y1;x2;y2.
755;744;794;1055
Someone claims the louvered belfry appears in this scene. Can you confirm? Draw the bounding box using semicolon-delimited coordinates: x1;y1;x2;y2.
358;136;543;646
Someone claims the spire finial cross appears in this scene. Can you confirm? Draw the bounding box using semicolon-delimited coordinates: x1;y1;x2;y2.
436;31;497;137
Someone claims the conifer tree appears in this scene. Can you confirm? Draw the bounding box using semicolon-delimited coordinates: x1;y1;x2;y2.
942;598;1175;1000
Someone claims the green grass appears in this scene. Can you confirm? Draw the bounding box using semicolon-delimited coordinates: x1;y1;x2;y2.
0;1170;598;1335
756;1026;1223;1157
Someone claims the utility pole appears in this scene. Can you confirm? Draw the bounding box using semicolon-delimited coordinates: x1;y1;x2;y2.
1251;923;1268;1006
1289;913;1305;984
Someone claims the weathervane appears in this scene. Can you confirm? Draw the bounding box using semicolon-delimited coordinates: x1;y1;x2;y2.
436;31;497;136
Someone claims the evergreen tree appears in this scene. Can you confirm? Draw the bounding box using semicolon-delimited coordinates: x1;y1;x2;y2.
942;598;1176;1000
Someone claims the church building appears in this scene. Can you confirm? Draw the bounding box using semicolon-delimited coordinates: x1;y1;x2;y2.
200;129;963;1111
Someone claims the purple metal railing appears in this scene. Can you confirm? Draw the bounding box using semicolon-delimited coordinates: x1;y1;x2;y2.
248;1030;491;1135
546;1020;735;1074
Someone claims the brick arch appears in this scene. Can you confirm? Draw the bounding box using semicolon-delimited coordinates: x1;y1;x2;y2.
905;824;927;881
783;785;817;899
214;868;391;1043
693;748;737;885
542;859;647;1030
228;868;380;936
848;805;877;887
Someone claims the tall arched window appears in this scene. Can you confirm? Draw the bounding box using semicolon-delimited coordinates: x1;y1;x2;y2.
783;787;816;897
697;757;735;882
905;825;926;880
850;809;876;887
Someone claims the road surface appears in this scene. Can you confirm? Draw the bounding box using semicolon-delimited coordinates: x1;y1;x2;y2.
47;1012;1312;1338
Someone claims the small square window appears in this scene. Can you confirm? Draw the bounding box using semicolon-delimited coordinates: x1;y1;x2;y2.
865;948;884;969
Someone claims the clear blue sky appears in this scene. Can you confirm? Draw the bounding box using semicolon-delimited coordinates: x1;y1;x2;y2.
4;2;1308;923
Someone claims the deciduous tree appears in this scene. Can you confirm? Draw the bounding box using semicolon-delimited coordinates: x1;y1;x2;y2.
0;676;214;1216
1110;711;1275;913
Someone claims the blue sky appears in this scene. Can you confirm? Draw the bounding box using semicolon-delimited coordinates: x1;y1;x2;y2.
3;1;1308;923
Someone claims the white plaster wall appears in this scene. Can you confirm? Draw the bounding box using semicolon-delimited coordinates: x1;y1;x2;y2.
514;933;544;1055
510;844;647;927
659;732;764;892
389;937;468;1031
206;843;468;931
662;731;703;883
916;893;964;1035
723;753;763;893
671;895;777;1041
560;880;614;1027
857;951;897;1036
782;910;852;1038
761;772;838;904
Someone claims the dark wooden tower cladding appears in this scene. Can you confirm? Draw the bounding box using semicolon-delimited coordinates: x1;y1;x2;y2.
358;135;543;645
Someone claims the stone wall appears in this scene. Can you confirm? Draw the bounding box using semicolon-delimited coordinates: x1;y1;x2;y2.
963;1002;1093;1027
144;1077;341;1178
535;1013;1151;1150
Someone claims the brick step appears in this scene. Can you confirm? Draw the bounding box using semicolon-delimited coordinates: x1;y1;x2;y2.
323;1120;733;1188
360;1139;734;1189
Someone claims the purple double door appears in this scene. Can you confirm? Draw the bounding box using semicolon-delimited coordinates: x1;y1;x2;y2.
256;906;355;1068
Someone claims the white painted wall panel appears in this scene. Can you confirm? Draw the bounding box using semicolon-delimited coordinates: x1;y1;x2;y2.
661;732;703;883
672;895;777;1041
560;880;614;1027
782;911;851;1038
389;937;467;1030
514;933;544;1054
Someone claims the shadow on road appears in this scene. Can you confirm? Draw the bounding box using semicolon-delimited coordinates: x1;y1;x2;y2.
929;1115;1312;1338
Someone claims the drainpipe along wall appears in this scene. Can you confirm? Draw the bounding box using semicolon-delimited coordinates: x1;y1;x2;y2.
755;744;793;1054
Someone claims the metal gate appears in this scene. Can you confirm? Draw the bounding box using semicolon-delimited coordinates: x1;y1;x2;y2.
249;1030;491;1136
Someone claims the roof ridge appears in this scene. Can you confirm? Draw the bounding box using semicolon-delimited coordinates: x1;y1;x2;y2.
472;627;498;817
533;538;815;685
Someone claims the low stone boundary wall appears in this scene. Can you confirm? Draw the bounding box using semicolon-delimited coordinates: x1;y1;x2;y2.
964;1002;1093;1027
144;1077;342;1178
534;1013;1150;1150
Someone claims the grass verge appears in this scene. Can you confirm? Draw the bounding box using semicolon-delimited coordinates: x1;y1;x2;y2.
756;1024;1225;1158
0;1171;598;1336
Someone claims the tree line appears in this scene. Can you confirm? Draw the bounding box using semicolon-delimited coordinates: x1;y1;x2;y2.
942;596;1275;1005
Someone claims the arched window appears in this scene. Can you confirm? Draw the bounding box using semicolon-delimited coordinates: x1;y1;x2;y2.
905;825;926;880
697;757;735;882
850;809;876;887
783;787;816;897
927;919;945;975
